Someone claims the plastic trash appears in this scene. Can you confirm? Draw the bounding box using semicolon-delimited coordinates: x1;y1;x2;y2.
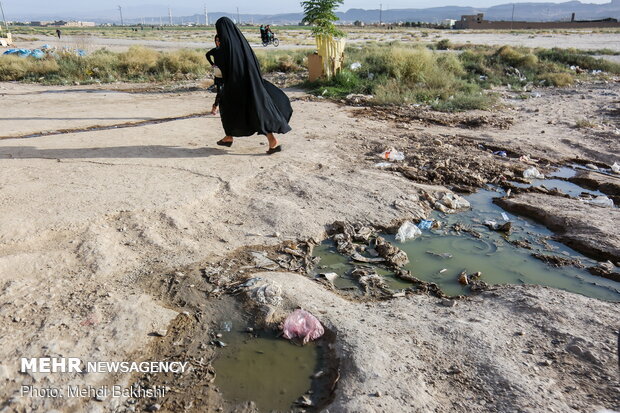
439;193;470;210
484;220;498;230
381;148;405;162
350;62;362;70
585;163;599;171
612;162;620;174
417;219;433;230
282;309;324;344
395;221;422;242
374;162;393;168
501;212;510;221
220;321;232;332
586;196;614;208
523;167;544;179
493;151;507;157
30;49;45;59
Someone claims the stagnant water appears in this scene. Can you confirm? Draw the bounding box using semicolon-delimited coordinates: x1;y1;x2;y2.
315;185;620;302
213;314;321;412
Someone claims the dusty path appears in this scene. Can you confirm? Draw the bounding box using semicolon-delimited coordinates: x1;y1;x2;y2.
0;80;619;412
14;29;620;54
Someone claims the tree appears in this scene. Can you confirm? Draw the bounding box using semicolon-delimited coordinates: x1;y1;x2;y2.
300;0;345;38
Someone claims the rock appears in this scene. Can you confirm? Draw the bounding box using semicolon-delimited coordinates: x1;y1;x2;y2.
389;250;410;267
458;271;469;285
250;252;279;270
146;404;161;411
438;193;471;211
375;237;410;267
249;280;283;307
566;343;601;365
441;299;457;307
446;365;462;374
351;252;386;263
319;272;338;283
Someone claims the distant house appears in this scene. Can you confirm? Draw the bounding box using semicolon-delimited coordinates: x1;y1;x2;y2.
454;13;620;29
54;21;96;27
441;19;456;27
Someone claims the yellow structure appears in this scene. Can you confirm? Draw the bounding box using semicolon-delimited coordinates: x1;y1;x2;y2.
314;34;346;79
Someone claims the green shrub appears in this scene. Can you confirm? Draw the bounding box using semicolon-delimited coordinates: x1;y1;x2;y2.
538;72;574;87
496;46;539;69
537;48;620;74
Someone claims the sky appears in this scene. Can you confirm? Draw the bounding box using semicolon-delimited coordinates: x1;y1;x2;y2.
3;0;614;18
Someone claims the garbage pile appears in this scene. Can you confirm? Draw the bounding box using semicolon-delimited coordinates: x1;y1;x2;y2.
3;44;86;59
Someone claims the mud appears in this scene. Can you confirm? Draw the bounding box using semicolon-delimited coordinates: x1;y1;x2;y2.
496;193;620;263
1;78;620;412
355;104;515;129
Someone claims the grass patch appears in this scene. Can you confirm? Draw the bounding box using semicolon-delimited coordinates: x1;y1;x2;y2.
536;48;620;74
574;118;597;129
254;49;310;73
304;45;496;110
0;47;212;83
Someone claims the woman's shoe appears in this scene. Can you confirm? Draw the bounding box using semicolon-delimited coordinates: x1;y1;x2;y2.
266;145;282;154
217;139;233;147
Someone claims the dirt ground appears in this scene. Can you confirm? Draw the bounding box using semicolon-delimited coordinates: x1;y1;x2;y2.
0;75;619;413
14;28;620;54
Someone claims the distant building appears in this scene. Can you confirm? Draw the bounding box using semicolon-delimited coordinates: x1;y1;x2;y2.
56;21;96;27
441;19;456;27
454;13;620;29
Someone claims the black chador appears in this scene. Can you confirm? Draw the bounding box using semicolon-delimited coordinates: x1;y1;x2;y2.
215;17;292;137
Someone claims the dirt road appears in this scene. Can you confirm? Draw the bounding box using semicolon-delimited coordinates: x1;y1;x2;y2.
0;80;619;412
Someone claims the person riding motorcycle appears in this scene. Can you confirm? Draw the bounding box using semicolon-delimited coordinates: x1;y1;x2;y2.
265;25;274;42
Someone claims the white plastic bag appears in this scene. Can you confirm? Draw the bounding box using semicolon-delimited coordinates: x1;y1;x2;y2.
395;221;422;242
380;148;405;162
350;62;362;70
282;309;324;344
440;193;471;210
612;162;620;174
586;196;614;208
523;167;545;179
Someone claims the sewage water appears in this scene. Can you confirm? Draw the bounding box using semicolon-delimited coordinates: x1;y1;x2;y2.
315;186;620;302
509;178;605;198
213;316;321;412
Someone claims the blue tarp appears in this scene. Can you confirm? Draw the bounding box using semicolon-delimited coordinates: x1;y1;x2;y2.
2;46;87;59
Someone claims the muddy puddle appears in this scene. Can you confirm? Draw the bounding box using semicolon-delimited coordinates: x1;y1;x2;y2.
213;315;328;412
314;172;620;302
135;269;338;413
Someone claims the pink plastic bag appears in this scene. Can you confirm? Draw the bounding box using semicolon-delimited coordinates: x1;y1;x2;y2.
282;309;324;344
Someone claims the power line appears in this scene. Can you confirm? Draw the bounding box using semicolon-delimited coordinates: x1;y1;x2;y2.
118;5;124;26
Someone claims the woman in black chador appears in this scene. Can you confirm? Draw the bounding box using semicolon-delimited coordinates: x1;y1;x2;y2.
214;17;292;154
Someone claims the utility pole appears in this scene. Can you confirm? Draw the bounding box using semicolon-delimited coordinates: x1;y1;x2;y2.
159;16;163;26
237;7;240;25
204;4;209;25
511;3;515;30
118;5;124;26
0;1;10;33
168;7;173;25
379;3;382;26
